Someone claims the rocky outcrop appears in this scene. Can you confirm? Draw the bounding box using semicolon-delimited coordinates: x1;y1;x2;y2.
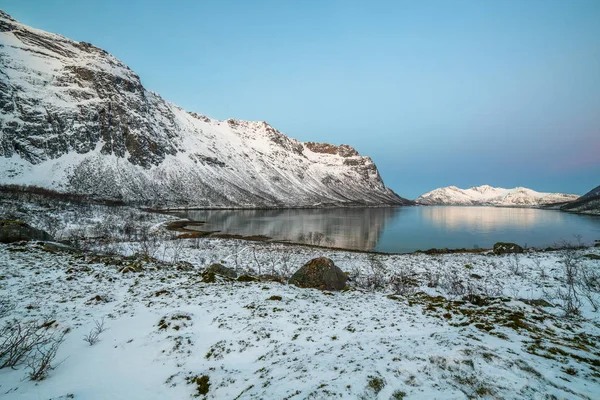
0;220;53;243
304;142;359;157
289;257;347;290
0;11;410;208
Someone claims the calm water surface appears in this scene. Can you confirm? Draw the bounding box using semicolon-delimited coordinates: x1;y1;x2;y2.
178;206;600;253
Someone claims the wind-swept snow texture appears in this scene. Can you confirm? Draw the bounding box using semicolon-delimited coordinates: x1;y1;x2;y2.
0;10;408;208
416;185;579;207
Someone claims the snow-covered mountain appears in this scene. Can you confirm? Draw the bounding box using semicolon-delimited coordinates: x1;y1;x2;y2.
415;185;579;207
561;185;600;214
0;10;409;208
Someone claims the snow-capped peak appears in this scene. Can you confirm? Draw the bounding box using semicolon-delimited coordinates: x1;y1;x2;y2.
0;10;410;208
416;185;579;207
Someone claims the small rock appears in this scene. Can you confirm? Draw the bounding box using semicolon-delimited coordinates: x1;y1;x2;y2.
493;242;524;254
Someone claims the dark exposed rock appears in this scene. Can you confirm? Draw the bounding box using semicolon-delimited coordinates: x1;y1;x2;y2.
237;275;259;282
289;257;347;291
493;242;524;254
519;298;554;308
305;142;359;157
0;220;53;243
205;263;237;279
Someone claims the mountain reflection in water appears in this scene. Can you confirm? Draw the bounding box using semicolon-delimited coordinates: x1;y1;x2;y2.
421;206;565;232
181;208;400;251
177;206;600;253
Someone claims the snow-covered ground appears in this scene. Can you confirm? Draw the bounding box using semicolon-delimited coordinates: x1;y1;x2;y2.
1;201;600;399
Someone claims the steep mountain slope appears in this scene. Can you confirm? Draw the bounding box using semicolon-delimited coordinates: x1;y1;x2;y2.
415;185;579;207
560;185;600;214
0;10;409;208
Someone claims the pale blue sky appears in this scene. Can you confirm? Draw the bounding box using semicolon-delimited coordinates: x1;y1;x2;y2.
2;0;599;198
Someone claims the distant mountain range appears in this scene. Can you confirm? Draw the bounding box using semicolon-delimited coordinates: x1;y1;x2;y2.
415;185;579;207
0;10;410;208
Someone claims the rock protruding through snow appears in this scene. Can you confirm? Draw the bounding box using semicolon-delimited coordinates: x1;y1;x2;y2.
493;242;524;254
0;220;53;243
289;257;348;291
204;263;237;279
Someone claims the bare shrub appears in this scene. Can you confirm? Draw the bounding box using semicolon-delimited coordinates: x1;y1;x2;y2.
480;278;504;298
265;249;278;276
553;242;583;317
166;234;186;264
0;317;66;371
424;270;441;288
37;213;61;239
0;296;14;319
442;267;466;297
390;267;419;296
279;251;292;280
26;329;67;381
507;253;521;276
252;247;262;276
364;254;387;291
580;264;600;312
83;318;107;346
69;226;88;250
139;228;160;259
530;255;546;279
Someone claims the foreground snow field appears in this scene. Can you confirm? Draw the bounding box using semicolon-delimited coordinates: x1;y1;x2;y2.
1;241;600;398
1;199;600;399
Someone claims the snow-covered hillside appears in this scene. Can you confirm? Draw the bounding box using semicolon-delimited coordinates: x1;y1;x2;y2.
0;10;408;207
416;185;579;207
561;185;600;215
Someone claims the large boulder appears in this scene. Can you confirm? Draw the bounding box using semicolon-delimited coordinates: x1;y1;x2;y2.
0;220;53;243
205;263;237;279
493;242;524;254
289;257;347;291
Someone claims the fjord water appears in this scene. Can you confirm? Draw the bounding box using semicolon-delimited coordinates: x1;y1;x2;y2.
179;207;600;253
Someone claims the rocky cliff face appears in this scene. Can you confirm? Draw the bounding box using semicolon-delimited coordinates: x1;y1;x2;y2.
0;11;410;207
416;185;579;207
